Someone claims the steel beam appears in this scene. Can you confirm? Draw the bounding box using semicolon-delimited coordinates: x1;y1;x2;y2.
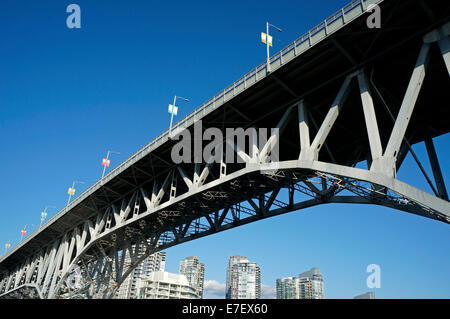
424;135;449;200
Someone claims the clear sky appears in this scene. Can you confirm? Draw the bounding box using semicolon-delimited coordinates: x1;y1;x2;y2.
0;0;449;299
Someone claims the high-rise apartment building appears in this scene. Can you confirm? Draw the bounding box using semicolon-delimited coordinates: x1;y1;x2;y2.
226;255;249;299
137;271;200;299
115;244;166;299
179;256;205;298
297;268;324;299
226;256;261;299
276;277;299;299
276;268;324;299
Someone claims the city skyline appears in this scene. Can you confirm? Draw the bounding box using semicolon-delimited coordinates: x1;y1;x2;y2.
0;0;449;299
114;251;328;300
113;252;374;299
140;252;375;299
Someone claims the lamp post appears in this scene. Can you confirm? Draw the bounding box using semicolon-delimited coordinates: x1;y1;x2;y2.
40;205;56;229
101;150;120;179
20;224;33;241
168;95;189;137
4;240;12;255
67;180;85;205
263;21;282;73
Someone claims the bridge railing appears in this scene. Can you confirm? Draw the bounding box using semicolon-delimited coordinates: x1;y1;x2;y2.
0;0;379;262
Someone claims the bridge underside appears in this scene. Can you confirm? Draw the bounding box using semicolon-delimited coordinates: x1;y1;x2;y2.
0;284;42;299
1;0;449;299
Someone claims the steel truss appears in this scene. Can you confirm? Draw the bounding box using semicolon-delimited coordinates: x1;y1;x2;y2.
0;23;449;299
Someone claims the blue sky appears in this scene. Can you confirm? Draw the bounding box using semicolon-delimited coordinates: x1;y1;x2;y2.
0;0;449;299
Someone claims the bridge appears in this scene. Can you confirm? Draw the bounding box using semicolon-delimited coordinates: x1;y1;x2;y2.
1;0;449;299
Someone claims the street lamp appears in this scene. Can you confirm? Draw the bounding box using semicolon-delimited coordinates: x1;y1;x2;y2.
4;240;13;255
20;224;34;241
67;180;85;204
40;205;56;228
168;95;189;138
101;150;120;179
262;21;282;73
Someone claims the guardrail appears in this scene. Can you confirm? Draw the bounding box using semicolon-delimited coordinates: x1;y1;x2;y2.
0;0;379;263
